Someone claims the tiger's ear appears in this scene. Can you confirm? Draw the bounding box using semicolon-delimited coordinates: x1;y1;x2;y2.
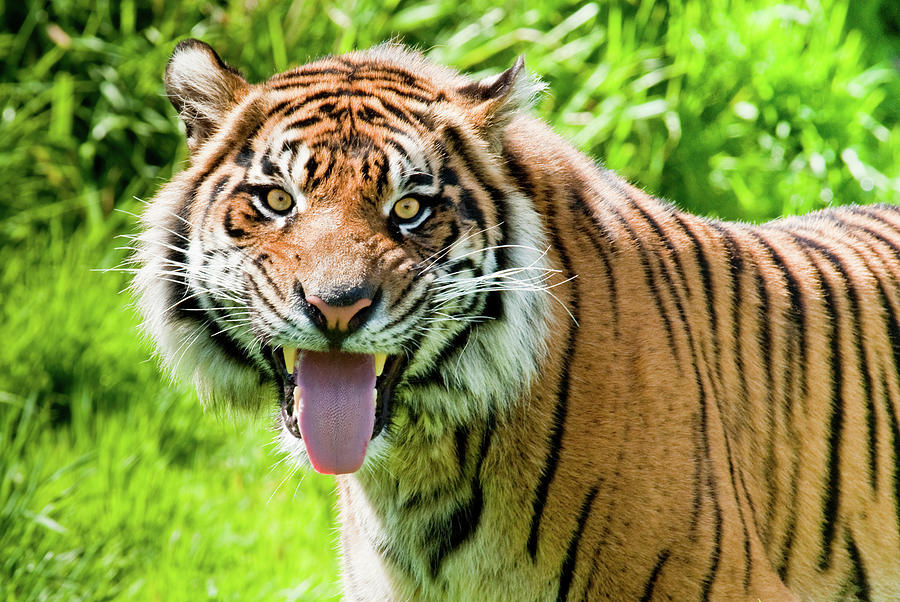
456;56;536;131
164;39;249;152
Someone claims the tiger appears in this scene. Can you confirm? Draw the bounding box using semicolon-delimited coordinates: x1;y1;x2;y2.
133;38;900;600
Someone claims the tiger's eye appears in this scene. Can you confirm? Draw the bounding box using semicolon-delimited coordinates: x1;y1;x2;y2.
266;188;293;212
393;197;420;221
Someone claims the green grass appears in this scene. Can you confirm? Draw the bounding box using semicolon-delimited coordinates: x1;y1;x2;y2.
0;229;340;600
2;0;899;599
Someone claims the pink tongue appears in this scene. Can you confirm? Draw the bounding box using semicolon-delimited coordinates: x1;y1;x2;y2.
296;351;375;475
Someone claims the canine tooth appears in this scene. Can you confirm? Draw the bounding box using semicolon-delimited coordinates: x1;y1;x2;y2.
284;346;298;375
374;353;387;376
373;388;377;407
293;385;302;413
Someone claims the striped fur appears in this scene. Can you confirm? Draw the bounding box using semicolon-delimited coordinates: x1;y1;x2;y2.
134;40;900;600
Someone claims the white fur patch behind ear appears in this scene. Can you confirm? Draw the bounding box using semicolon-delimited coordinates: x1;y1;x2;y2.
164;39;249;151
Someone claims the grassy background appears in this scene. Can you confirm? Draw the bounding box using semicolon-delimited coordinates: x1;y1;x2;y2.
2;0;900;599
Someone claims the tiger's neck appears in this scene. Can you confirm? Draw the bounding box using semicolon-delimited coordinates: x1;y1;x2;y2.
334;116;632;596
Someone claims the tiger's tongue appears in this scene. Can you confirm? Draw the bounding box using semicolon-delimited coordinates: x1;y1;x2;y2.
295;351;375;475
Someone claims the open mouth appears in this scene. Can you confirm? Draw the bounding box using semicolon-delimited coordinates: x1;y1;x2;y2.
269;346;406;474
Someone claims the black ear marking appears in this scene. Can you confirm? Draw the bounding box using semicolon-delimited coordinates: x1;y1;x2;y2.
457;55;525;102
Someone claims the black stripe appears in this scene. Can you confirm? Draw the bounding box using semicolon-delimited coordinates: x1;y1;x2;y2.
749;230;806;568
406;172;434;187
570;193;619;335
502;147;536;200
700;455;723;602
751;233;807;398
264;98;294;118
269;82;434;105
371;151;391;199
755;248;780;530
482;290;503;321
268;67;352;88
639;549;671;602
285;115;321;131
671;214;722;378
838;224;900;542
737;467;764;549
708;224;750;417
786;237;843;571
776;478;800;580
387;271;422;314
792;228;878;496
167;196;193;321
751;230;794;550
620;199;722;598
609;189;718;558
886;367;900;561
191;101;266;192
186;253;258;372
622;192;689;291
526;184;581;560
204;304;258;369
776;332;803;583
606;207;681;366
848;205;900;244
846;531;871;601
361;97;420;129
369;83;433;104
671;219;751;590
245;275;294;327
382;285;429;333
556;485;599;601
223;205;248;239
405;291;487;387
603;176;692;365
169;251;251;372
824;216;891;493
851;222;900;270
442;127;509;248
450;179;487;231
427;417;494;576
252;254;287;302
200;175;230;229
309;153;335;189
304;155;319;184
234;145;254;167
454;426;469;471
270;68;433;94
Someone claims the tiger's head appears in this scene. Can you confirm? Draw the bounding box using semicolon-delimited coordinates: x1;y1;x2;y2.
135;40;552;474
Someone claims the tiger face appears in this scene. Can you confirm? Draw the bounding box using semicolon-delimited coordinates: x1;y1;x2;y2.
135;40;550;475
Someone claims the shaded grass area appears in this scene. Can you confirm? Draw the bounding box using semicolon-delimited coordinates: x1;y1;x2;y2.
0;228;340;600
2;0;899;599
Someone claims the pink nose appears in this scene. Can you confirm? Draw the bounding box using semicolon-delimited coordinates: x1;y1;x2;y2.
306;295;372;332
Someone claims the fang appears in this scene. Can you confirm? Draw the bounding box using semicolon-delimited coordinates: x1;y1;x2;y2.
374;353;387;376
284;346;298;375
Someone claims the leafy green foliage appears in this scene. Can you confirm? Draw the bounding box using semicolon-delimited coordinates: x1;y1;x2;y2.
1;0;898;598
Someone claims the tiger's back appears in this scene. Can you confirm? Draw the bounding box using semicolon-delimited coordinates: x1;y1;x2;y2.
137;40;900;600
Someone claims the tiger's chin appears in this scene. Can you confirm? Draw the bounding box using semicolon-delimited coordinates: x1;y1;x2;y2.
268;345;409;475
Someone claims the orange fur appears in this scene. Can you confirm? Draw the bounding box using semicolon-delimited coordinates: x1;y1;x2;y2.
135;40;900;599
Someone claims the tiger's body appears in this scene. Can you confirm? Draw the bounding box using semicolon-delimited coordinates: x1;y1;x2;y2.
135;40;900;600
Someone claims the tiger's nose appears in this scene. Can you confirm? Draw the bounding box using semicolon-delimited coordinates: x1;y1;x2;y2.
305;293;372;333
